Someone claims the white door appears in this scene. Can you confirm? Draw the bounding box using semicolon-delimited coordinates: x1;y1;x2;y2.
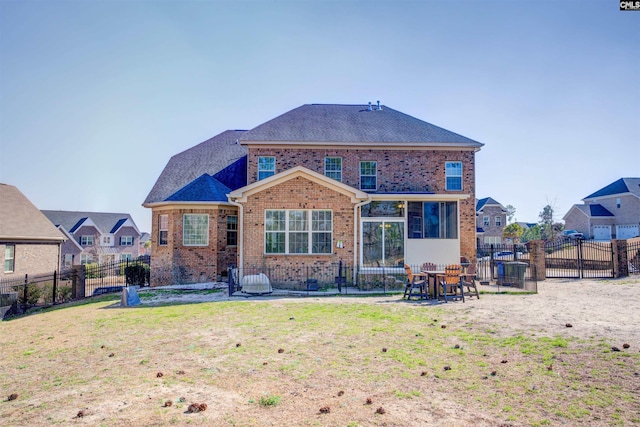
593;225;611;241
616;225;639;239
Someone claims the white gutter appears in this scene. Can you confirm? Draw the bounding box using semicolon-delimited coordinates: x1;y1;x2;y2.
353;198;372;286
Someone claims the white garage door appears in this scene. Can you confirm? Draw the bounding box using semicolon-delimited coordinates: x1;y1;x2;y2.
593;225;611;241
617;225;640;239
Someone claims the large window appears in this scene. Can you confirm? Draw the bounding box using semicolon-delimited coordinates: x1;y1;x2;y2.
258;156;275;180
227;215;238;246
407;201;458;239
265;210;332;254
362;221;404;268
445;162;463;191
80;235;94;246
159;214;168;246
121;253;133;262
80;254;92;264
120;236;134;246
324;157;342;182
360;161;377;190
183;214;209;246
4;244;15;273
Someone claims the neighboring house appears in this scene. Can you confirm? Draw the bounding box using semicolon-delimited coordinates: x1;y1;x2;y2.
0;183;66;278
139;232;151;256
41;210;142;268
144;103;484;286
563;177;640;240
476;197;507;245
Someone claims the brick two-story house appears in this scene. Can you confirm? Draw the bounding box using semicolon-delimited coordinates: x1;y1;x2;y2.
1;183;66;279
41;211;143;269
476;197;507;245
563;178;640;240
144;103;484;286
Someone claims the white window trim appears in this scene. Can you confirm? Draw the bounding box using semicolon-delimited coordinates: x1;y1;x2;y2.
4;244;15;273
159;214;169;246
445;161;463;191
227;215;238;247
359;161;377;191
80;235;94;246
258;156;276;180
324;157;343;182
120;236;134;246
183;214;209;246
264;209;333;255
495;217;502;227
483;216;490;227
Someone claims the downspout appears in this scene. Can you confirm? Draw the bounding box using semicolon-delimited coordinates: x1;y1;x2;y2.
353;198;372;286
228;198;244;276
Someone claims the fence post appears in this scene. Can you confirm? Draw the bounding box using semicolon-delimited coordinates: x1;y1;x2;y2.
52;270;57;304
22;274;28;313
612;239;628;278
528;240;546;281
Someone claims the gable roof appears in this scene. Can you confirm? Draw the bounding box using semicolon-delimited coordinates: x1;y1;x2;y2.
239;104;483;147
143;130;247;205
564;203;615;220
41;210;141;236
0;183;66;242
476;197;504;212
166;174;232;202
228;166;369;203
584;178;640;200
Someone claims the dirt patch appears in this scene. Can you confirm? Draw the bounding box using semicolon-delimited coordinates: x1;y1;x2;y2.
1;277;638;426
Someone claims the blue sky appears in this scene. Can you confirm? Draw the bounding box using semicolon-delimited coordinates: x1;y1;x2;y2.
1;0;638;233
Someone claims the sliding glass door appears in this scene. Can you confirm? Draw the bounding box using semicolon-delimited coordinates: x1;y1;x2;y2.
362;220;404;268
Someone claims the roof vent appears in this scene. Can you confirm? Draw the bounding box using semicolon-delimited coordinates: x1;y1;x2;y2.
377;100;382;111
368;102;372;111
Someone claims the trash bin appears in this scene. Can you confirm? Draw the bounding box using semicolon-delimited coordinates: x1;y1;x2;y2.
306;279;319;291
496;261;505;285
504;262;527;288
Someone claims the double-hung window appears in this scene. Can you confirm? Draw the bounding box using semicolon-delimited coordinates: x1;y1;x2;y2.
120;236;134;246
360;161;377;190
324;157;342;182
265;210;332;254
445;162;463;191
227;215;238;246
159;214;168;246
483;216;490;227
4;244;15;273
183;214;209;246
495;216;502;227
258;156;275;180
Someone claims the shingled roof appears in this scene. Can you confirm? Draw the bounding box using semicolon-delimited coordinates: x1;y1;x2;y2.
41;211;140;235
476;197;504;212
143;130;247;205
239;104;483;146
0;183;66;242
584;178;640;200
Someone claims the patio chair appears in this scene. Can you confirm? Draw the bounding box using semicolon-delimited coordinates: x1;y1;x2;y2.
403;264;427;300
461;263;480;299
439;264;464;303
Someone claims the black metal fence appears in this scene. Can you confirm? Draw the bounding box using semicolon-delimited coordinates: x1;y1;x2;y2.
475;243;537;292
543;238;614;279
0;256;150;319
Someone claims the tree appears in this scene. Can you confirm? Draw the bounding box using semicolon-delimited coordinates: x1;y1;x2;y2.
505;204;516;224
503;222;524;243
521;224;542;243
539;203;563;240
